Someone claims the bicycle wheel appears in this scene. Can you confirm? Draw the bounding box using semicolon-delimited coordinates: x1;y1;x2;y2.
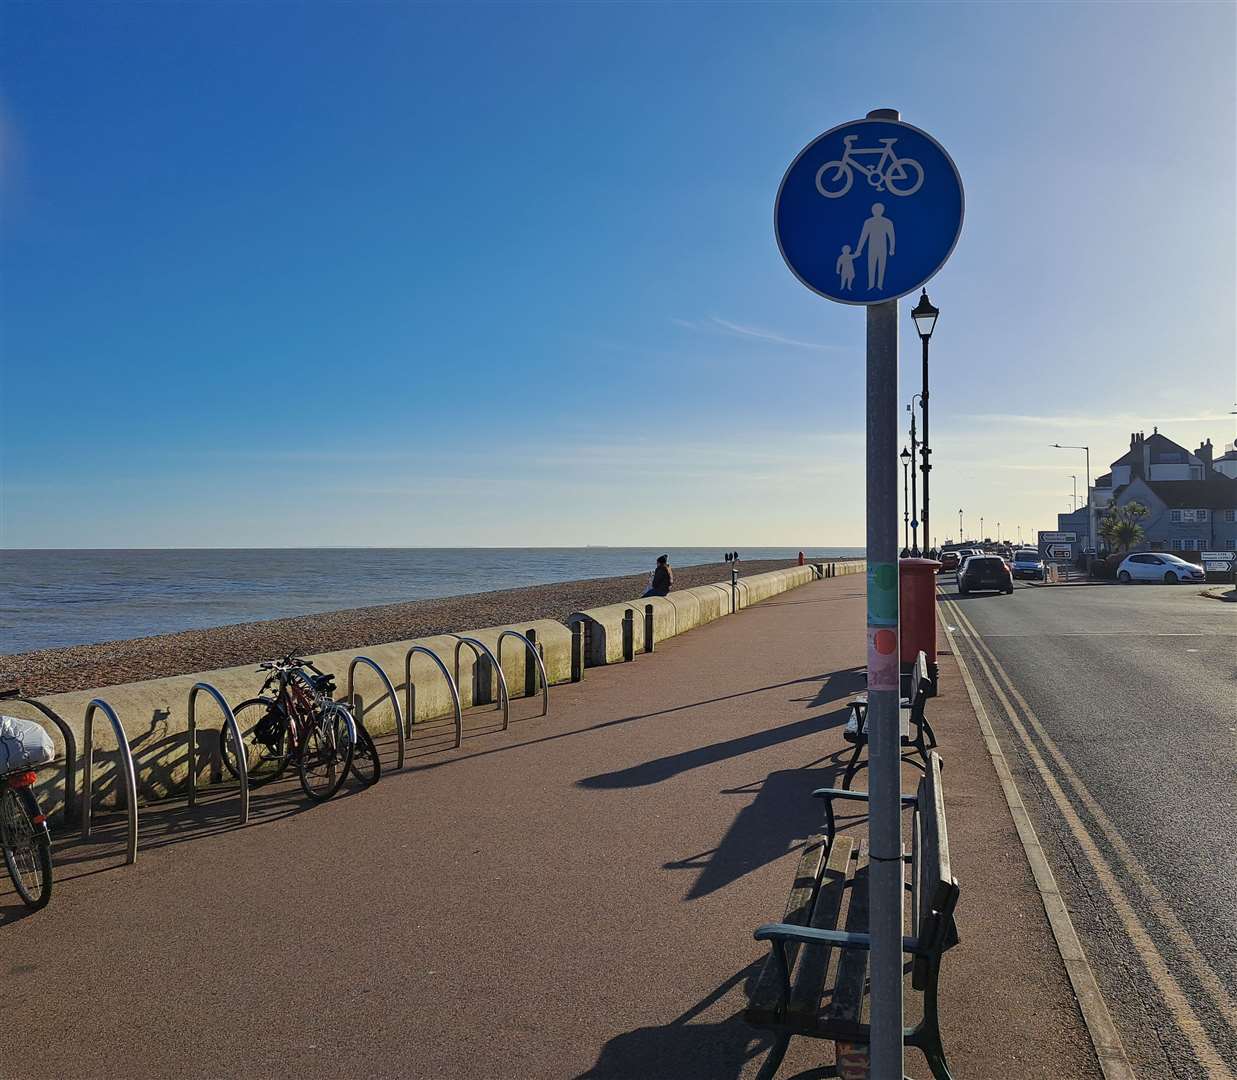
815;160;853;198
220;698;291;785
1;786;52;910
347;721;381;787
297;702;354;803
883;157;924;196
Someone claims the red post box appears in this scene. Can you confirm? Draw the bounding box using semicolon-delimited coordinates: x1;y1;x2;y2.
899;557;941;691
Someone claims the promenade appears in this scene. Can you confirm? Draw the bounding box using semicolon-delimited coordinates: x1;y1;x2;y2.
5;573;1101;1079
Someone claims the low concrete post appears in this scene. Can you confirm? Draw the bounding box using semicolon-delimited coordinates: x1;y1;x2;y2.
571;621;585;681
621;609;635;662
644;605;655;653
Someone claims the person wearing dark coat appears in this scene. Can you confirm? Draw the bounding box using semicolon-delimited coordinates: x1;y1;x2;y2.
643;554;673;597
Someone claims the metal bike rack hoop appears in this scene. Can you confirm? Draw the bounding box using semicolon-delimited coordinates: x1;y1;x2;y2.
347;656;406;770
187;682;249;826
497;630;550;719
81;698;139;865
450;635;510;730
1;693;78;825
404;645;463;749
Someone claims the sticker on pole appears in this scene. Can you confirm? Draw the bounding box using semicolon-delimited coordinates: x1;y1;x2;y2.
775;118;964;305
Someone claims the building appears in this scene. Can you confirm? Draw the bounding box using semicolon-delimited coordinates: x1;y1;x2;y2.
1088;430;1237;554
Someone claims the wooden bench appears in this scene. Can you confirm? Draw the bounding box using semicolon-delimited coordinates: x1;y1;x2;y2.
842;650;937;789
744;752;960;1080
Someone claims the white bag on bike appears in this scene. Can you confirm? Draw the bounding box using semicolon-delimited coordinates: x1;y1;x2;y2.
0;715;56;774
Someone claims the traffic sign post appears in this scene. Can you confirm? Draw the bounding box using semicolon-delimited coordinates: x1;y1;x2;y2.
775;107;963;1078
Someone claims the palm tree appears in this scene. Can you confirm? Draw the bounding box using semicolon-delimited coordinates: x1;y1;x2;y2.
1099;501;1149;553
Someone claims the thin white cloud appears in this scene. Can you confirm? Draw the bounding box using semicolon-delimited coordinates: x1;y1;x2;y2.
962;411;1234;428
674;316;845;352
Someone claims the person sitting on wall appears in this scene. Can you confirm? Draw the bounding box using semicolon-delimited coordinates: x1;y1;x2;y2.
643;554;673;597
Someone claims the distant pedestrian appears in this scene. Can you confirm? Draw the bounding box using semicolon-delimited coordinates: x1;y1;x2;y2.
643;554;673;597
798;551;805;565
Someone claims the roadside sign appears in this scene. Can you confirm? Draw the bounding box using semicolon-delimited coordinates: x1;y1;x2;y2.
1201;551;1235;560
1047;544;1073;561
1040;531;1077;543
775;117;964;305
1203;560;1232;572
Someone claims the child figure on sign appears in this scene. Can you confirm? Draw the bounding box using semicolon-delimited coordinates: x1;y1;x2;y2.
835;244;857;291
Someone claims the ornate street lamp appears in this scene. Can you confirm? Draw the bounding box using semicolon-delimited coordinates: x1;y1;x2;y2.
911;290;939;555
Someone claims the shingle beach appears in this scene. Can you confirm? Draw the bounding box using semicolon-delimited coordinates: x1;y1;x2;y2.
3;557;852;696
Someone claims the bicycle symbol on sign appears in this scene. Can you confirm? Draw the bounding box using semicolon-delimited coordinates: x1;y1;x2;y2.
815;135;924;199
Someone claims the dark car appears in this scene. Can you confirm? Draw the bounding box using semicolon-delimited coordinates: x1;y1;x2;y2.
938;551;960;573
959;555;1014;595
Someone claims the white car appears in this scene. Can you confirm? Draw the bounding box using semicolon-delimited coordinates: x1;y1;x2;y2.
1116;552;1206;585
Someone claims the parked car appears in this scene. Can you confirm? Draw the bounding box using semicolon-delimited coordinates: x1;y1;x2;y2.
959;555;1014;595
938;551;960;573
1116;552;1206;585
1010;549;1046;580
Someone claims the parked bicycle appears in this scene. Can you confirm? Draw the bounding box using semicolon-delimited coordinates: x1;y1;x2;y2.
219;654;379;802
0;713;56;910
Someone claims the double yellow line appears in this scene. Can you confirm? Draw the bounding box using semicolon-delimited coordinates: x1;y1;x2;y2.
937;590;1236;1079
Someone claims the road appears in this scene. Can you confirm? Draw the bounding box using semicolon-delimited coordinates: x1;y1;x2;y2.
937;579;1236;1080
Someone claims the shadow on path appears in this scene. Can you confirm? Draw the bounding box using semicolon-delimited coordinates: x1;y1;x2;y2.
677;753;848;900
579;668;864;792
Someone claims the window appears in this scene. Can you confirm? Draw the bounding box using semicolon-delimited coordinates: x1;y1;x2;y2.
1197;509;1208;521
1225;509;1236;523
1171;538;1203;551
1170;510;1182;522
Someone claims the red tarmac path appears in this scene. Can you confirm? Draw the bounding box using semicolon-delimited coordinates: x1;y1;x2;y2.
3;574;1100;1079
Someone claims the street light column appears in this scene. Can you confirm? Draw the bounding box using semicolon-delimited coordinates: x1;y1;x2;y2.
909;397;920;555
911;291;939;557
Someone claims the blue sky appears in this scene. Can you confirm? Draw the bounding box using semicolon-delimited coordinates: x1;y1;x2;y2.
2;1;1234;548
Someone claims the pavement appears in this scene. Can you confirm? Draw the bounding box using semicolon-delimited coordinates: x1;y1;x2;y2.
937;578;1236;1080
4;573;1103;1079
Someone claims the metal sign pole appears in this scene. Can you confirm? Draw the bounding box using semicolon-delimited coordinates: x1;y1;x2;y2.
867;289;904;1080
773;102;963;1080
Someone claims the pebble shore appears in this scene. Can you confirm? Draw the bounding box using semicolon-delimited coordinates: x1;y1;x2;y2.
2;557;849;696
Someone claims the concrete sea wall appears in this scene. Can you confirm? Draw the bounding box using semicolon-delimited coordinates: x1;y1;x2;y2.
14;560;864;820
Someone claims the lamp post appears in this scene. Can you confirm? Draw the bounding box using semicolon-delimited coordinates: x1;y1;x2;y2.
900;447;912;554
1053;443;1091;549
1071;474;1078;511
959;508;964;542
980;516;984;542
912;290;939;555
909;394;922;555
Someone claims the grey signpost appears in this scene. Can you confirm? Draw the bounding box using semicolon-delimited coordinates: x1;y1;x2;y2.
775;107;963;1076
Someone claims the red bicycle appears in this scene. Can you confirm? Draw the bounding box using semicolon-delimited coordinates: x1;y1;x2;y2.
219;655;378;802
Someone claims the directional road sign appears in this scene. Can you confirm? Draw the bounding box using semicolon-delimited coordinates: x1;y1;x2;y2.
775;117;964;305
1040;531;1077;543
1047;544;1073;561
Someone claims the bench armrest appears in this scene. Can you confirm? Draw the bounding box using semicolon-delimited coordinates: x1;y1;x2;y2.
811;787;917;842
753;923;924;998
757;923;922;955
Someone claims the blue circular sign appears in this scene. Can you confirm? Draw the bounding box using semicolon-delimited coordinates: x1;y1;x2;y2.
775;118;964;305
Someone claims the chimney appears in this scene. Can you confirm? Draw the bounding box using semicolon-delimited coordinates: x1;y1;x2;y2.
1142;432;1151;478
1198;439;1213;465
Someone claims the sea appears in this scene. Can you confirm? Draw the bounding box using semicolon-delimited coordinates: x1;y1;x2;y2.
0;547;864;654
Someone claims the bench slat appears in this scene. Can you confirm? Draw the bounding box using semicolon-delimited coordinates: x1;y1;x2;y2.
746;832;830;1025
785;836;856;1026
824;840;872;1028
914;754;960;989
